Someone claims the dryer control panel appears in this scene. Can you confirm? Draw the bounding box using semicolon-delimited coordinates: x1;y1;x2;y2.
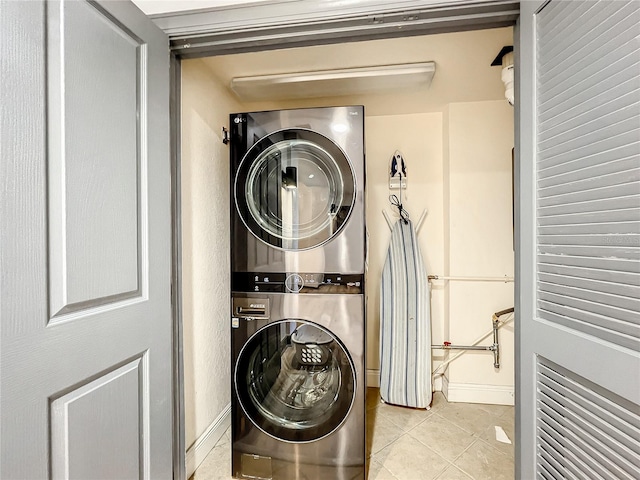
232;272;363;294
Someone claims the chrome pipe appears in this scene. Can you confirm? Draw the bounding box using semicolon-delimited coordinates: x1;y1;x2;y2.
428;275;514;282
491;307;512;368
493;319;500;368
431;344;496;351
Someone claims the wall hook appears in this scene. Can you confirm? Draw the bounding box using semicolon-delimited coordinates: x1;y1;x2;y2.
389;150;407;189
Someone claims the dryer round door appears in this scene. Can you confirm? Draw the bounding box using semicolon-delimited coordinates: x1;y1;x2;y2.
235;320;356;443
235;129;355;250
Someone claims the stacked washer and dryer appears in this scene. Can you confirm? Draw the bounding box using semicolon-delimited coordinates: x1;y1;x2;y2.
229;106;366;480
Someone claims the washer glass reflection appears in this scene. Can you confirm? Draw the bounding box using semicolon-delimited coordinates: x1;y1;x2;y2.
235;320;356;442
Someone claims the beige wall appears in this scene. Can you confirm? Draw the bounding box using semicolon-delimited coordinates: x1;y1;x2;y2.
181;59;244;448
180;61;515;453
444;101;515;403
365;103;514;402
199;27;513;116
365;113;446;376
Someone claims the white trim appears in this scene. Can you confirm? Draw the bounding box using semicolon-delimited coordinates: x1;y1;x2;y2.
432;375;443;392
186;404;231;478
443;381;515;406
366;369;380;388
442;373;450;398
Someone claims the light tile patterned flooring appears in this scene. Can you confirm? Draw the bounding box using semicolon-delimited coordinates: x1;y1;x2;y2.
192;388;515;480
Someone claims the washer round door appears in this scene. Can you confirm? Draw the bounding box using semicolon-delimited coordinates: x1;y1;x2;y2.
235;320;356;443
234;129;356;250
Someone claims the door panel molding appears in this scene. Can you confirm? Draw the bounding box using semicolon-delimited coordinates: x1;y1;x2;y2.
46;0;150;320
50;352;150;480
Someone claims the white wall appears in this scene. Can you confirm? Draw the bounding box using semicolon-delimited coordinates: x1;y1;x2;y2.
181;59;243;451
443;100;515;405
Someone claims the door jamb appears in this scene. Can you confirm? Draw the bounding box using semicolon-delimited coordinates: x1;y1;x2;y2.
170;52;186;480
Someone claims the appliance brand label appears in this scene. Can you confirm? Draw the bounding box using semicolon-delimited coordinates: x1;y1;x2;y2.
249;304;265;309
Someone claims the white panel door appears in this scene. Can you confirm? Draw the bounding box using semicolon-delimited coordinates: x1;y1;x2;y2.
0;1;173;478
517;1;640;478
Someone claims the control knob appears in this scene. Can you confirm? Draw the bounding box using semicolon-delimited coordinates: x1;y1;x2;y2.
285;274;304;293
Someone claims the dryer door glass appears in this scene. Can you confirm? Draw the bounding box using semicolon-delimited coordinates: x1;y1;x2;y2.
235;320;356;442
235;129;355;250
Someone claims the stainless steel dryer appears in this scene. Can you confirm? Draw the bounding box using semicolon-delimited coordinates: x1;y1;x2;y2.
230;106;365;278
231;292;365;480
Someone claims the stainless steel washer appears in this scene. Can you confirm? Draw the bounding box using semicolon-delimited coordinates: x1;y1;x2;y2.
231;292;365;480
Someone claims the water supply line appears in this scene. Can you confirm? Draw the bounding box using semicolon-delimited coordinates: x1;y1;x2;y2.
432;307;514;376
428;275;514;283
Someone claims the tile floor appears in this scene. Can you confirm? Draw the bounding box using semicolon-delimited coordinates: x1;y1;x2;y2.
191;388;515;480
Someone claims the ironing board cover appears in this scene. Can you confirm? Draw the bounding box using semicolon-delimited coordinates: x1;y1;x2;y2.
380;219;432;408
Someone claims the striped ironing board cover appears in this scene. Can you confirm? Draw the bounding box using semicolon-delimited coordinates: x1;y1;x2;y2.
380;219;432;409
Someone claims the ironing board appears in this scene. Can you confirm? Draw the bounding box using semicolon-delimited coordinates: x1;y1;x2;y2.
380;219;432;409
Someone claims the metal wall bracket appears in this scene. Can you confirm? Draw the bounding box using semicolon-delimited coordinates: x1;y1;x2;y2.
222;127;229;144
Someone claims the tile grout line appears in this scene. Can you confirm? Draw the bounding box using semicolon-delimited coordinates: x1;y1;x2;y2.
437;408;509;437
368;402;436;455
451;434;515;480
376;409;436;433
375;435;456;480
402;423;462;480
375;396;480;479
474;433;515;459
370;411;457;480
370;458;401;480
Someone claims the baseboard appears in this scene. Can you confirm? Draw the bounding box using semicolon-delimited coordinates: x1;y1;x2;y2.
367;369;443;392
443;381;514;406
366;369;380;387
432;375;443;392
186;404;231;478
442;374;450;400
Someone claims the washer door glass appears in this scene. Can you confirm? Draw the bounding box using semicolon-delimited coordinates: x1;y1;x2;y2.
235;129;355;250
235;320;356;442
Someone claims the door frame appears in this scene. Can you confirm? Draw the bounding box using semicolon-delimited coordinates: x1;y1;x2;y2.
165;2;520;479
512;4;537;476
155;0;519;57
170;53;185;480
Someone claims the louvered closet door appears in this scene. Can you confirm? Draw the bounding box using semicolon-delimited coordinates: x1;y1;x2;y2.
517;1;640;478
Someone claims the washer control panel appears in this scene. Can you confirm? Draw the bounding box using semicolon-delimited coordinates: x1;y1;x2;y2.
232;272;363;294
